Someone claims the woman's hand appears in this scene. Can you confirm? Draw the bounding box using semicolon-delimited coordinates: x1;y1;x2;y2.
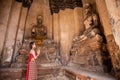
37;49;40;56
31;58;35;61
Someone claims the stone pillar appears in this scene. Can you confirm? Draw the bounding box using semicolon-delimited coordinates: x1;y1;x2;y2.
53;13;59;44
2;1;22;66
43;0;53;39
0;0;13;56
105;0;120;48
95;0;112;37
105;0;120;77
74;7;84;36
13;7;28;62
59;9;75;65
95;0;115;73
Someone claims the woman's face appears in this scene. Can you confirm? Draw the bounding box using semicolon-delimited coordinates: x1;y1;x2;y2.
32;43;36;49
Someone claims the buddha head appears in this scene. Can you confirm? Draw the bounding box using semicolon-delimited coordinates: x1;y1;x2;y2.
37;15;43;24
83;3;92;15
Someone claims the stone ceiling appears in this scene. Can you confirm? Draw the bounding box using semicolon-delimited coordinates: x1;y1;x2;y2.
49;0;83;14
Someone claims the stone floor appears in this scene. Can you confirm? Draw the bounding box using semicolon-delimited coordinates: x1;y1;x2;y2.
0;65;117;80
42;75;69;80
21;75;69;80
65;64;116;80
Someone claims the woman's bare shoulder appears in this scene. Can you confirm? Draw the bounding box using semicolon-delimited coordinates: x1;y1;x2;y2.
30;50;35;54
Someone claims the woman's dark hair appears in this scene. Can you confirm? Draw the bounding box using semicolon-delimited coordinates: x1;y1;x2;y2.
29;41;36;49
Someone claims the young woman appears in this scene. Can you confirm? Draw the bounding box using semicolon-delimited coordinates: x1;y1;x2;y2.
26;42;40;80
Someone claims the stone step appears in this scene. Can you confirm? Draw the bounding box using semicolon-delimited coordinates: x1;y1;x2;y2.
0;66;117;80
0;68;22;80
64;66;116;80
11;62;61;68
21;75;69;80
0;67;61;80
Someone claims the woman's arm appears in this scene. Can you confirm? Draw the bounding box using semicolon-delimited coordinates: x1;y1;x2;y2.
31;50;40;59
30;50;37;60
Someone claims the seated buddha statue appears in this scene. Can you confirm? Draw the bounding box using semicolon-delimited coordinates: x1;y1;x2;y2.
70;3;104;72
73;3;100;42
31;15;47;44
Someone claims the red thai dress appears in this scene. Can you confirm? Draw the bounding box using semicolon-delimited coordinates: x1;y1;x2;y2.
26;51;37;80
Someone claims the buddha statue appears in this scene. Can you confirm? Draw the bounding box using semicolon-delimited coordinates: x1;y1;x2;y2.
70;3;104;72
31;15;47;42
73;3;100;42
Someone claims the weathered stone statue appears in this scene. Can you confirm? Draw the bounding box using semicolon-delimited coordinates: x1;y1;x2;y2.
31;15;47;40
73;3;100;42
70;3;103;72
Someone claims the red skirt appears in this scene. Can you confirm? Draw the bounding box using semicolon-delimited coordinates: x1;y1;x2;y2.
26;60;37;80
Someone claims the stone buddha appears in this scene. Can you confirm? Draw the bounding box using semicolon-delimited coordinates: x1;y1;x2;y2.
31;15;47;40
73;3;100;42
71;3;104;72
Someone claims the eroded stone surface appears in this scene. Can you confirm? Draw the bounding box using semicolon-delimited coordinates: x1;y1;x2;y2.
70;3;104;72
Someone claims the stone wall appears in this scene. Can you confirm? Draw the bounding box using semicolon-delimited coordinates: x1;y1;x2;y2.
52;7;83;65
105;0;120;48
59;9;75;64
0;0;13;57
53;13;59;45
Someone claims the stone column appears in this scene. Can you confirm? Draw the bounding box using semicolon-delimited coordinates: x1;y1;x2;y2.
105;0;120;48
53;13;59;44
2;1;22;66
13;7;28;62
95;0;117;73
96;0;112;37
43;0;53;39
0;0;13;56
105;0;120;76
59;9;75;65
74;7;84;36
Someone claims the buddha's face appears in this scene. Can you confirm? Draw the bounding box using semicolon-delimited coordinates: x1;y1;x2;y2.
37;16;42;24
84;3;92;15
32;43;36;49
